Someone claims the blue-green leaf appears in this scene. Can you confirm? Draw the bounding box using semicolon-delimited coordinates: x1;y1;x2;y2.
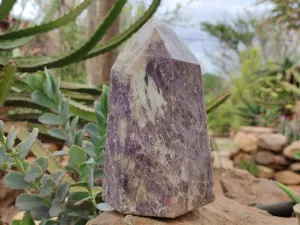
30;206;50;220
4;171;30;189
74;129;85;146
48;128;68;140
50;170;65;186
39;113;62;125
85;123;100;141
31;90;55;108
27;73;45;90
24;163;43;182
16;194;45;211
69;145;86;167
96;203;114;211
49;199;64;217
34;157;48;172
55;182;70;201
95;154;104;166
40;179;56;197
19;128;39;159
82;140;96;157
6;126;16;149
0;146;9;164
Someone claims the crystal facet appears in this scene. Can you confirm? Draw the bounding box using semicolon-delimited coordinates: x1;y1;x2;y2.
103;17;215;218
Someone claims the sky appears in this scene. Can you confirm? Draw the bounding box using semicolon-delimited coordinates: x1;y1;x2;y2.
11;0;271;74
155;0;270;74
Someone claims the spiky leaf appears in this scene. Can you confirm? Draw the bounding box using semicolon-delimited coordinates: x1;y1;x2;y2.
0;0;92;40
0;120;4;141
0;0;17;20
0;62;16;106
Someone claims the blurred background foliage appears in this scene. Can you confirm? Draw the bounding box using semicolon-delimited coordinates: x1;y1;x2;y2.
1;0;300;138
201;0;300;138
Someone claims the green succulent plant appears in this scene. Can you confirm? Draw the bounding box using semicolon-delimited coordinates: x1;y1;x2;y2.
0;68;111;224
0;0;161;72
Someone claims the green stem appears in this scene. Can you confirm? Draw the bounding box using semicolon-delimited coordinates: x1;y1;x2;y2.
88;189;97;217
14;158;51;206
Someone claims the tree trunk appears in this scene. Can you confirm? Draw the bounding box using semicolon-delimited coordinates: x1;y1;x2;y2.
86;0;120;85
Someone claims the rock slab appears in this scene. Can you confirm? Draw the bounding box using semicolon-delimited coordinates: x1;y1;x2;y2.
234;131;258;153
284;141;300;160
104;17;214;218
220;169;290;206
87;195;297;225
257;133;286;152
274;170;300;185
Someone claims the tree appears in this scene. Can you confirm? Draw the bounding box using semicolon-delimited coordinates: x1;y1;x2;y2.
86;0;120;84
262;0;300;30
200;16;256;75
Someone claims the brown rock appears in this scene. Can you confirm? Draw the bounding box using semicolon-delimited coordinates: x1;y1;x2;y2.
257;165;274;179
43;143;60;153
240;126;274;134
255;151;289;169
220;169;290;206
290;163;300;172
289;185;300;195
229;149;240;161
232;152;253;166
273;155;290;169
255;151;275;165
234;131;258;153
104;17;214;218
274;170;300;185
257;133;286;152
284;141;300;160
87;195;297;225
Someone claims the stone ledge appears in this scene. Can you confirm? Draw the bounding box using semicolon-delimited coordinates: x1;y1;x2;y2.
87;195;297;225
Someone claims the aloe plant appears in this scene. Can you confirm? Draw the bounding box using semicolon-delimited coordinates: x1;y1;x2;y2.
206;92;231;114
0;0;17;20
0;0;161;72
0;61;16;106
277;182;300;204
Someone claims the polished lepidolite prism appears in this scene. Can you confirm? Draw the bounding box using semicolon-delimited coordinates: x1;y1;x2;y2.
103;17;215;218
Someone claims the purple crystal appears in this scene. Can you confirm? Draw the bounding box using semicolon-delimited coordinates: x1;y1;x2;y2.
103;17;215;218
